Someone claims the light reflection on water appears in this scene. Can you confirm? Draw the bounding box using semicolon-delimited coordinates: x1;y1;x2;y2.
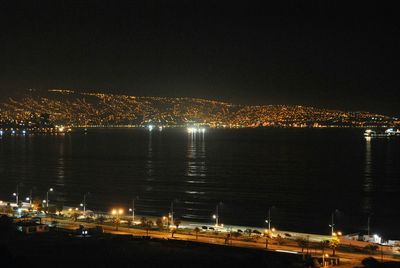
362;137;373;213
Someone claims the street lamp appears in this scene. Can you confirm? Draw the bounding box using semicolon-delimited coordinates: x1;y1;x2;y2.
12;184;20;206
13;192;18;206
25;189;32;206
170;200;174;226
265;206;275;233
213;203;220;226
322;253;329;267
329;211;338;235
129;198;135;224
80;192;89;215
46;188;54;210
367;214;373;237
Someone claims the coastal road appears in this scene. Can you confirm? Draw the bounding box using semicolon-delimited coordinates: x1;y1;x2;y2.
43;217;400;267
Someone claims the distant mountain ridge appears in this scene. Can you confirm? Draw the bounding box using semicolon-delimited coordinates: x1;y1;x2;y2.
0;89;397;127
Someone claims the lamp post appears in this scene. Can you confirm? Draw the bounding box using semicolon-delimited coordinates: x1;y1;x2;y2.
26;189;32;206
266;207;272;232
322;253;329;267
129;199;135;224
12;184;19;206
367;215;371;236
170;200;174;226
213;204;219;226
80;192;89;215
46;188;53;211
329;212;335;235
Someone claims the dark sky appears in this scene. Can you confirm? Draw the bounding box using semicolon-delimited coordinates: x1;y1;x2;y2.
1;2;399;116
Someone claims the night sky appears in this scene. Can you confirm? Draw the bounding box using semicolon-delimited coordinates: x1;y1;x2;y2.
1;2;399;116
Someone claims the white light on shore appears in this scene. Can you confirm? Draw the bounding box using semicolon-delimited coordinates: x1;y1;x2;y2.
148;125;154;131
187;127;206;134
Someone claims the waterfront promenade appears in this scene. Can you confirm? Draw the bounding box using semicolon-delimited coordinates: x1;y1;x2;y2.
2;200;400;267
41;216;400;267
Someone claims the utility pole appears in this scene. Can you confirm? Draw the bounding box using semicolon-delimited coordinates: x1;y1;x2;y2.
329;212;335;235
13;185;19;206
26;189;32;206
131;199;135;222
46;188;53;210
29;189;32;205
170;200;174;225
83;193;87;214
367;215;371;236
215;204;219;226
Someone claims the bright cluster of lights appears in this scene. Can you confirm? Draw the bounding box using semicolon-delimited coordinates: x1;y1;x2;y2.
187;127;206;134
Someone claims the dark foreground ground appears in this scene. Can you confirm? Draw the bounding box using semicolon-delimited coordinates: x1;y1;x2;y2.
0;232;307;268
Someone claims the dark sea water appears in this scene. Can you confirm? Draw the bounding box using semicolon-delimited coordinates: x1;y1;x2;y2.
1;128;399;238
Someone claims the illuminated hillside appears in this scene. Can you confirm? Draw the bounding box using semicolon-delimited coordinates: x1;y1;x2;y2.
0;89;396;127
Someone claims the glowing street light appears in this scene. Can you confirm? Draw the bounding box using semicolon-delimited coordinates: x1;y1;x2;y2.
12;184;19;206
129;197;136;225
80;192;89;214
170;200;175;226
329;210;339;235
213;203;220;226
322;253;329;267
26;189;32;206
265;206;275;232
46;188;54;211
13;192;18;205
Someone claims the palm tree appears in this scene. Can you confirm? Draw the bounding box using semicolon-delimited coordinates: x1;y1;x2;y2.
145;220;153;236
329;237;340;256
174;219;181;229
140;217;147;227
194;227;200;239
156;218;163;229
296;237;309;253
96;216;106;224
320;240;330;256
